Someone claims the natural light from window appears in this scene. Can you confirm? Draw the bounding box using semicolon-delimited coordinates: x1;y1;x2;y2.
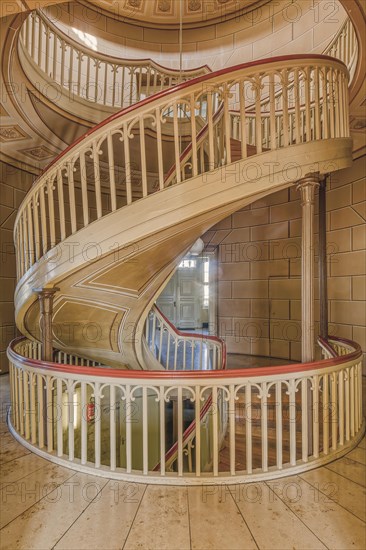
72;28;97;51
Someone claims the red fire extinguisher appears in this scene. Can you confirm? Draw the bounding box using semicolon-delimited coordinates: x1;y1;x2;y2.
87;397;95;423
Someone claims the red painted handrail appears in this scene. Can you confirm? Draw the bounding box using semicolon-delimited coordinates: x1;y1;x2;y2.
8;335;360;380
29;53;346;189
318;336;338;358
152;305;227;370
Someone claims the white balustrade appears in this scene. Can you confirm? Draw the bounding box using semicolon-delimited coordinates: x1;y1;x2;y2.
7;336;364;484
14;55;350;282
19;10;210;109
324;17;358;82
145;305;225;371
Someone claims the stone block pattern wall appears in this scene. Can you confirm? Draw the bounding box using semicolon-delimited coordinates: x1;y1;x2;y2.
0;162;34;373
204;156;365;370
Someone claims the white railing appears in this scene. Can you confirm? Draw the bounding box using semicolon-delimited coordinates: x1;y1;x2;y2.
145;305;226;371
7;336;364;484
18;10;210;109
324;17;358;82
13;55;350;281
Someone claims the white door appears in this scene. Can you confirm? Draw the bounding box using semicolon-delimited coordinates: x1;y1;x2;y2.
177;265;199;329
157;258;202;329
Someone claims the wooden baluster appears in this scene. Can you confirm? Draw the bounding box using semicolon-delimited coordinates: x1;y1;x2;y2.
350;366;355;437
37;16;43;67
312;374;319;458
207;92;215;169
329;69;335;138
190;94;198;176
94;60;100;102
94;382;101;468
129;68;134;105
103;63;108;105
314;67;321;139
331;373;338;450
31;13;36;60
125;385;132;473
45;28;50;76
47;178;56;248
304;67;311;141
52;32;57;81
23;370;30;440
195;385;201;476
229;384;235;475
223;87;231;164
177;387;183;476
106;133;117;211
110;384;116;471
67;162;77;233
92;142;102;218
294;69;301;144
323;374;329;454
245;384;252;473
77;51;82;96
56;377;63;456
56;169;66;240
275;381;283;468
80;381;88;464
39;186;48;255
261;382;268;472
254;78;262;153
155;107;164;190
282;71;289;147
172;103;182;183
25;13;31;51
79;150;89;226
139;117;148;197
269;73;276;149
69;46;74;92
86;56;90;100
68;384;74;461
46;378;54;453
37;374;44;447
27;202;34;268
159;386;166;475
288;379;296;465
60;40;66;87
142;386;148;475
123;122;132;204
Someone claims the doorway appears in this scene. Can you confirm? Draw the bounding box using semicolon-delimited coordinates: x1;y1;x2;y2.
156;251;217;334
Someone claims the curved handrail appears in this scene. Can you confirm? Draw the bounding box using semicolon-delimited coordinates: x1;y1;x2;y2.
324;16;358;81
8;335;361;380
13;54;350;282
19;9;210;109
146;304;226;370
318;335;338;358
7;335;364;482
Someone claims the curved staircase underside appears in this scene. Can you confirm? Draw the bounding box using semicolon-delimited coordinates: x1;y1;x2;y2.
16;137;352;369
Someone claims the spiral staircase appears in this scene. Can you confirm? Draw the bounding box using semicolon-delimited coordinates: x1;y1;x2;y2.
6;10;364;484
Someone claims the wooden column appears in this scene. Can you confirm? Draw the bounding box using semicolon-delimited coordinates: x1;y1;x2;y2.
297;175;320;362
318;178;328;338
33;287;59;361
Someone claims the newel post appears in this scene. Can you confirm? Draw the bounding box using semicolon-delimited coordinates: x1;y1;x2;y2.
33;287;60;361
297;174;320;363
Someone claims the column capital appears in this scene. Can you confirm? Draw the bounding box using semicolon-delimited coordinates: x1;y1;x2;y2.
32;287;60;297
32;287;60;314
296;173;321;205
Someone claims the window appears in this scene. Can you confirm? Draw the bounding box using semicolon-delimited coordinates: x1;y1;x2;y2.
179;259;196;268
203;259;209;308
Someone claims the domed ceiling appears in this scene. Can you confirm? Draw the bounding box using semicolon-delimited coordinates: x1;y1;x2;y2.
79;0;269;28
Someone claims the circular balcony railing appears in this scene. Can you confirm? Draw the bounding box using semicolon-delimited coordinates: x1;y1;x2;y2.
7;336;364;484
